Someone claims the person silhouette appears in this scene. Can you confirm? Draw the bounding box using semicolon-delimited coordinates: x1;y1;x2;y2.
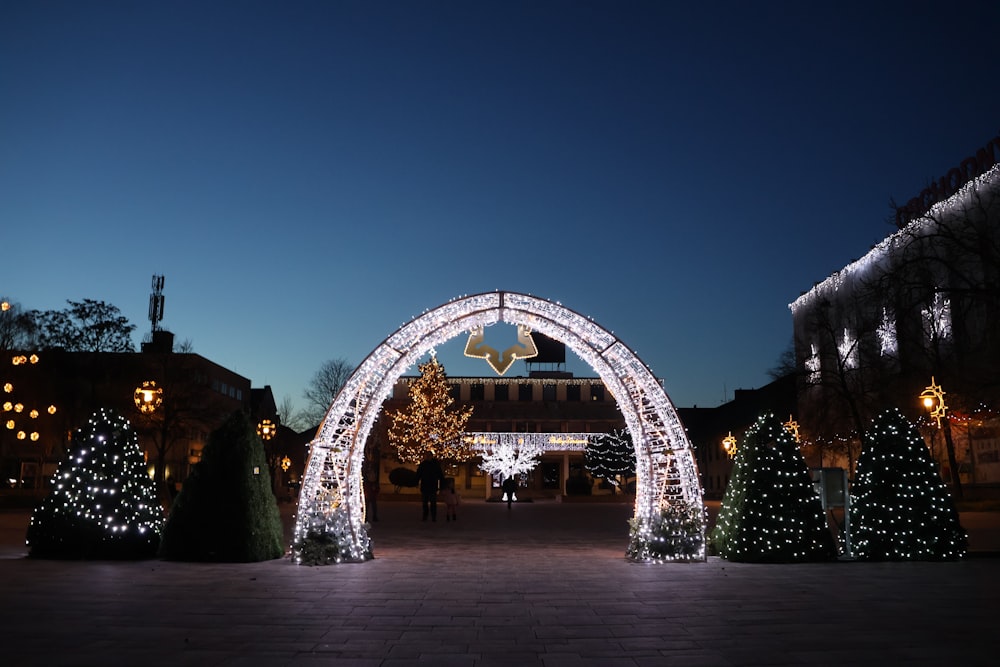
501;476;517;509
415;454;445;521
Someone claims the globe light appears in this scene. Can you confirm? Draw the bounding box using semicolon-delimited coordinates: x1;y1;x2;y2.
133;381;163;414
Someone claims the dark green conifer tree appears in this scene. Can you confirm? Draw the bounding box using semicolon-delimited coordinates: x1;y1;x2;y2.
26;408;162;559
851;408;966;560
710;412;836;562
159;411;284;562
585;428;635;493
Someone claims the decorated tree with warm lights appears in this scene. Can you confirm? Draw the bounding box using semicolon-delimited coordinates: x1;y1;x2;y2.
159;410;284;562
585;428;635;493
26;408;162;559
710;412;836;562
851;408;967;561
387;356;473;463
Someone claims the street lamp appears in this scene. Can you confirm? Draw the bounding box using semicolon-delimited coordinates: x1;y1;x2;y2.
133;381;163;414
257;419;276;440
722;432;737;459
920;377;947;429
783;415;802;443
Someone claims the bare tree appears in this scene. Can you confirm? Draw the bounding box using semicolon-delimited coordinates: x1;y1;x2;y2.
0;298;37;350
277;394;307;432
299;358;355;428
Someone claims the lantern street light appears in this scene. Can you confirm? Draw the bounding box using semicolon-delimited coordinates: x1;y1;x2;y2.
722;432;737;459
257;419;276;441
134;381;163;414
919;376;963;499
783;415;801;443
281;456;292;472
920;376;947;429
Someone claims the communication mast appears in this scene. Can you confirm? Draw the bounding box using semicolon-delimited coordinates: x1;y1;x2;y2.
149;274;165;334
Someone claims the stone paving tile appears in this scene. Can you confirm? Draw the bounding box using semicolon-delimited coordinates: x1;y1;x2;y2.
1;501;999;666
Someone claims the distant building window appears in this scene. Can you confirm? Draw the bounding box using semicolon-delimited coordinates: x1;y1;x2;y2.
449;384;461;401
220;382;228;396
590;384;605;401
229;386;236;398
566;384;581;402
542;384;556;401
494;384;509;401
470;383;485;401
236;389;242;401
519;384;533;401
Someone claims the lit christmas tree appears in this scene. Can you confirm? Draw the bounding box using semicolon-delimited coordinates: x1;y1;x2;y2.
710;412;836;562
159;410;284;562
585;428;635;493
26;408;162;559
387;356;473;463
851;408;967;560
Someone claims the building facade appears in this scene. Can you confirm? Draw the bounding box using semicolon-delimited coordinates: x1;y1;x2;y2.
788;137;1000;487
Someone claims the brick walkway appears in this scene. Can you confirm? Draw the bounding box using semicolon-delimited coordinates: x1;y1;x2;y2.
1;500;997;666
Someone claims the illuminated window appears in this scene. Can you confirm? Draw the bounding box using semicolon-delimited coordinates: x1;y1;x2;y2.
590;384;605;401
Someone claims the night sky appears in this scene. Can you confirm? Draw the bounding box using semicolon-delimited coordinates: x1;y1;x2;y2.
2;1;998;413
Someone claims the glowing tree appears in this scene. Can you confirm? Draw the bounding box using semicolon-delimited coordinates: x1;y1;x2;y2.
26;408;162;559
159;410;284;562
585;428;635;493
851;407;967;560
387;356;473;463
478;440;544;480
710;412;836;562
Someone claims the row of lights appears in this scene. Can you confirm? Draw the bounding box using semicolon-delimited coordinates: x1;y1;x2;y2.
720;378;952;457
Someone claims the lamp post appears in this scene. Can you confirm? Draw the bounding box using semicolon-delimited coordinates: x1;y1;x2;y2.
920;377;962;499
257;419;276;441
133;381;163;414
722;432;737;459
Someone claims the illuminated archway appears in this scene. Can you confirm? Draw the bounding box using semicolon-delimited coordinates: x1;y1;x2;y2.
294;292;705;562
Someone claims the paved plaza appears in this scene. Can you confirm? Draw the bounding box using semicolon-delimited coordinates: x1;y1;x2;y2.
1;499;998;666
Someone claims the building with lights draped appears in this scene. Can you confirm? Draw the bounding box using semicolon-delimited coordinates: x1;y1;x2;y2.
789;136;1000;489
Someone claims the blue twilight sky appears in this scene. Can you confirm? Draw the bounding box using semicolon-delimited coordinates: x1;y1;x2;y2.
2;1;998;413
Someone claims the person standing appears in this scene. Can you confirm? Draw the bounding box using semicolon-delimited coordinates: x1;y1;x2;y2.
439;477;460;521
415;454;445;521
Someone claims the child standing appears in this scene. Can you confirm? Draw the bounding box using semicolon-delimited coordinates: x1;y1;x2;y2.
439;478;460;522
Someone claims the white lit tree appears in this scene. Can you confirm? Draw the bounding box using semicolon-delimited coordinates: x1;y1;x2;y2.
387;356;473;463
478;440;544;480
851;407;967;560
26;408;163;559
710;412;836;562
585;428;635;493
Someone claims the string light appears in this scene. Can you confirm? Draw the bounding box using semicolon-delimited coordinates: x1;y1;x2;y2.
25;408;163;558
711;412;836;562
294;291;705;564
851;408;966;560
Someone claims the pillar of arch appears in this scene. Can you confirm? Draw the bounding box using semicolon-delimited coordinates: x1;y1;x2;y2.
293;292;705;563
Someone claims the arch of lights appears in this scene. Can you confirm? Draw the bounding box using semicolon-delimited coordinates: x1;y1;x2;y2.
294;291;705;562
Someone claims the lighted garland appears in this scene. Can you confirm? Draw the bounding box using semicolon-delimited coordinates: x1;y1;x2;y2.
26;408;162;559
851;408;967;561
710;412;836;563
295;292;704;564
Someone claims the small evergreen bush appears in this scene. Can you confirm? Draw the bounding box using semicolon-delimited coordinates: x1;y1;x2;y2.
159;411;284;562
710;412;836;562
851;408;966;561
27;408;162;559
